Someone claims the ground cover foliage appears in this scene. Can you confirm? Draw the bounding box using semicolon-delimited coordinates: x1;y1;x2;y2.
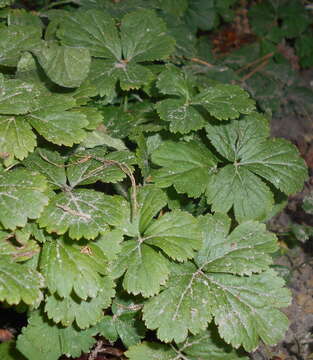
0;0;311;359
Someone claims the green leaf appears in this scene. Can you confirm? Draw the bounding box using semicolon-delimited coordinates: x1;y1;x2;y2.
0;25;42;67
57;9;121;59
0;255;44;305
40;237;107;299
120;9;175;62
206;165;274;222
177;328;249;359
144;210;202;262
38;189;124;240
113;187;201;297
45;276;115;329
0;231;40;262
0;341;25;360
151;140;217;197
0;115;36;162
0;77;40;115
155;66;206;133
126;328;249;359
89;229;124;261
137;185;167;233
34;42;91;88
58;9;175;94
126;342;176;359
66;148;136;187
27;110;88;147
143;264;290;351
194;84;255;120
23;148;67;188
205;114;308;221
112;241;171;297
196;213;278;275
0;169;48;230
17;311;97;360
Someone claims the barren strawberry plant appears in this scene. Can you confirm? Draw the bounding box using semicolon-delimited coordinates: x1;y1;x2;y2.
0;1;309;359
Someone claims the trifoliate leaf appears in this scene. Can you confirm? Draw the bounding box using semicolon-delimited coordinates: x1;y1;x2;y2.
0;169;48;230
112;186;201;296
66;147;136;187
196;213;278;275
0;255;44;305
38;189;124;240
0;25;42;67
113;241;171;297
23;148;67;188
206;114;308;221
0;115;36;162
0;77;40;115
194;84;255;120
151;140;217;197
40;237;107;299
155;66;205;133
58;9;175;94
45;276;115;329
33;41;91;88
143;263;290;350
27;110;88;147
17;311;97;360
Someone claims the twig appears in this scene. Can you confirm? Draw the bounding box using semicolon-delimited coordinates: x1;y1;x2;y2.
236;52;274;74
189;57;215;68
240;59;269;82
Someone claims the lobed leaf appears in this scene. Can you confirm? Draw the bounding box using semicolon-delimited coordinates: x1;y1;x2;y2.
17;311;97;360
40;237;107;299
0;255;44;305
151;140;217;197
45;276;115;329
0;168;48;230
34;42;91;88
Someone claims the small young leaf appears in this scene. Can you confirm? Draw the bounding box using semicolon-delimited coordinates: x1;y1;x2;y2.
205;114;308;221
194;84;255;120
